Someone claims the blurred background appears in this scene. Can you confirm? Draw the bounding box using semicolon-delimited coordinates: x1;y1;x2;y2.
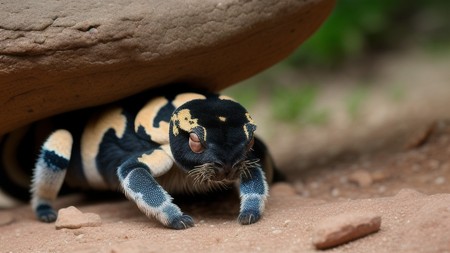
223;0;450;174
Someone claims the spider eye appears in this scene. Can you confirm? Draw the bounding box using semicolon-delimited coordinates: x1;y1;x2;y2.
189;132;204;153
247;137;255;151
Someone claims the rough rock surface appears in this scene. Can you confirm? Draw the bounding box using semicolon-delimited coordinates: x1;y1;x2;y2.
312;212;382;249
55;206;102;229
0;0;335;135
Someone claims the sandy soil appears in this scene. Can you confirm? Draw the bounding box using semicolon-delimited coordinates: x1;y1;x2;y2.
0;186;449;253
1;50;450;253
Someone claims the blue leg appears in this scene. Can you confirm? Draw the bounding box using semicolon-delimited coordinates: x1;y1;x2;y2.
238;164;268;225
117;157;194;229
31;130;73;222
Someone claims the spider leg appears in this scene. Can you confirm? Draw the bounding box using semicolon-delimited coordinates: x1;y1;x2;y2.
117;150;194;229
31;130;73;222
238;164;268;225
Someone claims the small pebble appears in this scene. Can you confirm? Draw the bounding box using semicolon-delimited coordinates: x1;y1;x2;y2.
0;212;14;226
55;206;102;230
348;170;373;187
312;212;381;249
330;188;340;197
434;177;445;185
283;220;291;227
272;229;282;234
378;185;387;193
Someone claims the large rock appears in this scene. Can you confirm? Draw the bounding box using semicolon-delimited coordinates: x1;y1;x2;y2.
0;0;335;135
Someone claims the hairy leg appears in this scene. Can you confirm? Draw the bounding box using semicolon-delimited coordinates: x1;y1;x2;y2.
117;151;194;229
31;129;73;222
238;165;268;225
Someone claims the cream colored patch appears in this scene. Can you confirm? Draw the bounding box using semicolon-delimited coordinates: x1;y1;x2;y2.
243;125;250;140
43;129;73;159
171;113;180;136
32;161;67;200
81;107;126;189
137;149;173;177
218;116;227;122
177;109;199;132
245;112;255;125
172;93;206;108
171;109;207;141
160;144;173;160
2;127;31;188
219;95;235;101
134;97;170;144
243;112;257;139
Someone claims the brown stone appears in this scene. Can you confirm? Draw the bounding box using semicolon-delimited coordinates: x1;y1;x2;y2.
55;206;102;229
312;212;381;249
0;0;335;135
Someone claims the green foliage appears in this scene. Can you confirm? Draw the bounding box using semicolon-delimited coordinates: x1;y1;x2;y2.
287;0;398;67
286;0;450;68
387;85;406;103
226;1;449;127
223;83;259;109
226;81;330;126
271;85;329;125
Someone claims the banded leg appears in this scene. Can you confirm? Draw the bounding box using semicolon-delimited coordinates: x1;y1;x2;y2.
117;150;194;229
31;130;73;222
238;164;269;225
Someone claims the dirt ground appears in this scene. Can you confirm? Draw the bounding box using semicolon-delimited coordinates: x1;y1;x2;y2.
1;50;450;253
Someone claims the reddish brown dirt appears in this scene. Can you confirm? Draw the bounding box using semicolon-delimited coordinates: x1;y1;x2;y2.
0;120;449;253
1;50;449;253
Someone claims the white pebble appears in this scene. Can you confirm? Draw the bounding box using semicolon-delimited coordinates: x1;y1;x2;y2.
272;229;282;234
434;177;445;185
331;188;340;197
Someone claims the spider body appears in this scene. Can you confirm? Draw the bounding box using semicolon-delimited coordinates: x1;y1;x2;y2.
0;90;278;229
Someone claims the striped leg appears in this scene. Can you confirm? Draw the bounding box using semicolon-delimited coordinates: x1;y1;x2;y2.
31;130;73;222
238;164;269;225
117;151;194;229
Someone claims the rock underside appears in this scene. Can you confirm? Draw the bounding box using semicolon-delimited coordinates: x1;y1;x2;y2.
0;0;335;135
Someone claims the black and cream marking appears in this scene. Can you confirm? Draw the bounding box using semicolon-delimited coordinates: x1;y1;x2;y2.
0;90;279;229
